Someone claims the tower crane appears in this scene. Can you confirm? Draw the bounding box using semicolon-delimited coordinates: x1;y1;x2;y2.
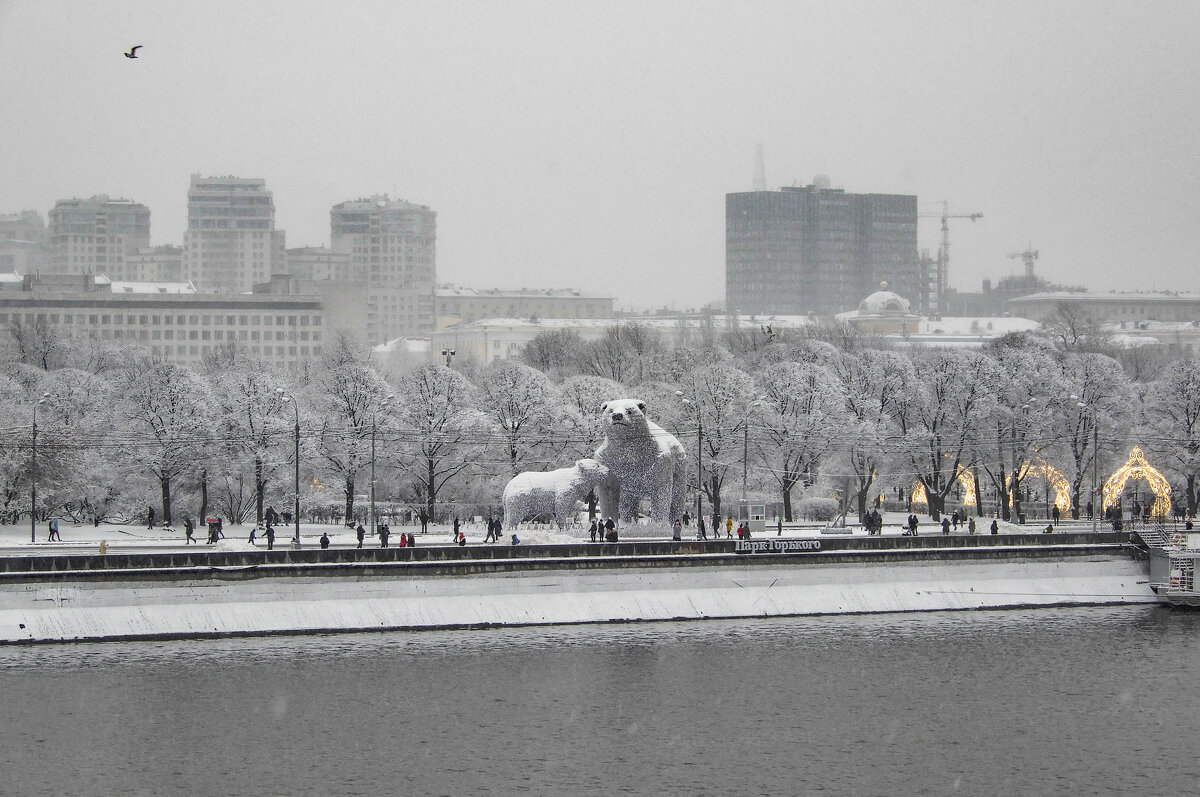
918;201;982;313
1008;246;1039;279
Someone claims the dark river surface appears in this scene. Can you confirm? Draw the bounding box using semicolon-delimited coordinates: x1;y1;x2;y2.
1;606;1197;796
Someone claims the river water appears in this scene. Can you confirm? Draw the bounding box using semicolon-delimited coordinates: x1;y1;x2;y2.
1;606;1197;796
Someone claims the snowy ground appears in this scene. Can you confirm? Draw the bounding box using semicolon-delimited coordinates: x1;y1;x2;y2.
0;511;1093;553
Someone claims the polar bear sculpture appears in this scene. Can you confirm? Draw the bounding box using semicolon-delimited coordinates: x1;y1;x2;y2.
502;459;612;530
594;399;687;524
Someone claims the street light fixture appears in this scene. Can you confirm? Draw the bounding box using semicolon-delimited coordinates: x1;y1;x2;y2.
441;348;456;367
31;392;50;544
369;394;393;538
675;391;703;531
276;388;301;545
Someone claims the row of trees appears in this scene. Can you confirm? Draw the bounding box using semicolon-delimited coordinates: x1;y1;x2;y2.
2;319;1199;529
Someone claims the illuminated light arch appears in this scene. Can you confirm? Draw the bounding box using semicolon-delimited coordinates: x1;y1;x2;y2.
1011;459;1072;516
1102;445;1171;519
911;465;979;508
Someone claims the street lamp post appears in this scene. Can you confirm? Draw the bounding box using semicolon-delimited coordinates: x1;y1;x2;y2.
31;392;50;543
742;397;766;499
276;389;301;544
369;395;392;538
676;392;703;530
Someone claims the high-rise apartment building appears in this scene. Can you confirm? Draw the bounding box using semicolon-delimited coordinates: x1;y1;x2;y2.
330;195;436;343
183;175;285;293
124;245;184;283
0;210;50;273
285;246;352;282
48;196;150;276
726;183;922;316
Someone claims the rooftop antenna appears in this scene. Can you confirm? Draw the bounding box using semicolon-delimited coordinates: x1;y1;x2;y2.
753;144;767;191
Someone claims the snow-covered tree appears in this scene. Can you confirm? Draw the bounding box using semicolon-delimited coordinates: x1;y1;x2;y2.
827;349;907;523
753;361;846;521
312;361;392;526
387;363;492;522
1140;362;1200;515
894;349;999;520
476;360;570;476
676;364;755;523
1050;352;1134;519
117;360;215;524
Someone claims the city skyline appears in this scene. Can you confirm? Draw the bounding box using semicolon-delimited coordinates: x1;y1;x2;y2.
2;1;1198;311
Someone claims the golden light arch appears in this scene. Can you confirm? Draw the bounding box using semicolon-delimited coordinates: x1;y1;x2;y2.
1101;445;1171;519
1012;459;1072;516
911;465;979;508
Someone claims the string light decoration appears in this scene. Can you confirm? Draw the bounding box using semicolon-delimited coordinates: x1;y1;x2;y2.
911;465;978;508
1101;445;1171;519
1010;458;1072;516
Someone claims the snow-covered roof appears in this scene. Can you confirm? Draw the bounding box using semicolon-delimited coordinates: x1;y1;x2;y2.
444;315;818;331
374;336;431;354
108;280;197;294
0;272;23;283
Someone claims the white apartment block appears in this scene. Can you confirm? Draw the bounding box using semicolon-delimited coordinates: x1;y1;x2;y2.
330;195;435;344
48;196;150;275
184;175;285;293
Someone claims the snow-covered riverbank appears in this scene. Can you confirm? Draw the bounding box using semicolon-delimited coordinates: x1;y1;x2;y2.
0;548;1154;643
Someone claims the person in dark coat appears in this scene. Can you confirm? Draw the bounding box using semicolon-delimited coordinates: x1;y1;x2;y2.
589;519;598;542
604;518;615;538
406;533;415;547
379;525;390;548
990;519;999;535
264;524;275;550
1052;505;1060;526
319;532;330;549
453;516;461;537
183;517;196;544
941;517;951;535
697;516;707;540
147;505;155;530
356;524;366;548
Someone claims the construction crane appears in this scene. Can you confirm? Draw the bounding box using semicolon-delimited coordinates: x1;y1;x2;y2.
919;201;983;313
1008;246;1039;279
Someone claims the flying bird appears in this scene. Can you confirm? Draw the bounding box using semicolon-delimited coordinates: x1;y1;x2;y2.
124;45;142;59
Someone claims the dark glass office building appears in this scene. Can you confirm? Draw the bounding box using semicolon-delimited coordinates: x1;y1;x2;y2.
726;185;921;315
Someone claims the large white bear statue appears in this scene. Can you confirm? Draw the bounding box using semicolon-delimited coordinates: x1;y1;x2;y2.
594;399;687;524
502;459;612;530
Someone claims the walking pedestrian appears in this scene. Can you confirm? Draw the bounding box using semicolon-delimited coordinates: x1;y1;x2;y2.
968;517;976;534
672;519;682;541
990;519;999;535
380;525;390;548
47;517;61;541
184;518;196;545
248;526;259;545
941;517;951;535
697;516;707;540
589;519;598;542
320;532;330;549
147;505;155;530
356;524;365;548
453;516;461;539
777;516;783;536
604;517;615;540
725;516;733;538
264;524;275;550
1052;505;1060;527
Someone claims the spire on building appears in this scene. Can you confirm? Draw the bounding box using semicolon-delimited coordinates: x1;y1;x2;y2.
753;144;767;192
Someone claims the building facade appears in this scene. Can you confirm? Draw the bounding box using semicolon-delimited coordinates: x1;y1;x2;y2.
435;285;615;326
1006;292;1200;324
183;175;286;293
285;246;353;282
330;195;436;344
0;273;331;369
122;245;184;283
726;183;921;316
0;210;49;274
48;196;150;276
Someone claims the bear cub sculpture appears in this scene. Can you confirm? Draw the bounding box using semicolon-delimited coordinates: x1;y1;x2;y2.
502;459;613;530
594;398;687;525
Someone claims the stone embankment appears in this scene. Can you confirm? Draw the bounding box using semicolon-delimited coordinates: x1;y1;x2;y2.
0;533;1155;644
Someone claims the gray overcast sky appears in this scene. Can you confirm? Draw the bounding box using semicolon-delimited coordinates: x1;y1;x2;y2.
2;0;1197;311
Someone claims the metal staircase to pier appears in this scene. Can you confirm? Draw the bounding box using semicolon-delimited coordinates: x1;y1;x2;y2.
1134;525;1174;549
